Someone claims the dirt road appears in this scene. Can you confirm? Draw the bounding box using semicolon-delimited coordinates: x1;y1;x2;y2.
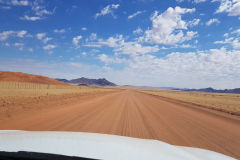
0;90;239;158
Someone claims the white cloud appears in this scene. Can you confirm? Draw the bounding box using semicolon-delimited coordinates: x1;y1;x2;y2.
34;8;53;16
17;30;27;37
95;4;120;19
86;34;159;56
123;47;240;88
144;6;197;45
206;18;220;26
82;27;87;31
98;54;125;64
3;0;30;6
36;33;52;44
0;30;27;41
97;35;124;48
3;47;240;89
128;10;145;19
83;44;102;48
224;33;229;37
133;27;143;34
13;42;24;50
43;37;52;44
193;0;207;3
89;33;97;40
1;1;54;20
14;42;24;47
0;31;14;41
54;29;65;33
188;18;200;26
215;37;240;49
114;42;160;55
43;44;56;50
72;35;82;48
213;0;240;16
31;1;54;17
20;15;42;21
36;33;46;40
179;44;196;48
231;28;240;35
82;52;87;56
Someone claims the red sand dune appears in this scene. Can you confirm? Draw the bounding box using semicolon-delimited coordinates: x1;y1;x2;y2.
0;71;67;85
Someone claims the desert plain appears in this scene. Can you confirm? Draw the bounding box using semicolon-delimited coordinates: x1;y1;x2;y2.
0;78;239;159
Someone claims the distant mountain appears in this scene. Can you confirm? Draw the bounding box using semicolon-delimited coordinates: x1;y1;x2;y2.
176;87;240;94
56;77;116;86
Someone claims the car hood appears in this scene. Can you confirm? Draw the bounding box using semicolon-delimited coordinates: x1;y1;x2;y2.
0;130;236;160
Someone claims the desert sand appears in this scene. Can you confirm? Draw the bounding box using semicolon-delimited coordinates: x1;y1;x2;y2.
0;90;239;159
0;71;67;85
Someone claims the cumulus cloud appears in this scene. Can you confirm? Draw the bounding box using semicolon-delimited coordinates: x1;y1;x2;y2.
215;29;240;49
43;44;56;50
213;0;240;16
124;47;240;88
98;54;125;64
114;42;160;55
81;27;87;31
0;31;14;41
95;4;120;19
188;18;200;26
97;35;124;48
0;0;30;6
144;6;197;45
215;37;240;49
72;35;82;48
128;10;145;19
0;30;27;41
133;27;143;34
206;18;220;26
231;28;240;35
36;33;46;40
17;30;27;37
1;0;54;21
42;37;52;44
13;42;24;50
35;32;52;44
85;34;160;56
89;33;97;40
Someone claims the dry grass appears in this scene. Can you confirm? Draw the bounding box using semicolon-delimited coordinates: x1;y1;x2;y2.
140;89;240;115
0;81;117;101
0;81;119;118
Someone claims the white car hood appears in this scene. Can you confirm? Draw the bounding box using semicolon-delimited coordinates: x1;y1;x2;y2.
0;130;236;160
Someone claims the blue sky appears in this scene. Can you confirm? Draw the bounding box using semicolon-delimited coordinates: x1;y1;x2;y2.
0;0;240;89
